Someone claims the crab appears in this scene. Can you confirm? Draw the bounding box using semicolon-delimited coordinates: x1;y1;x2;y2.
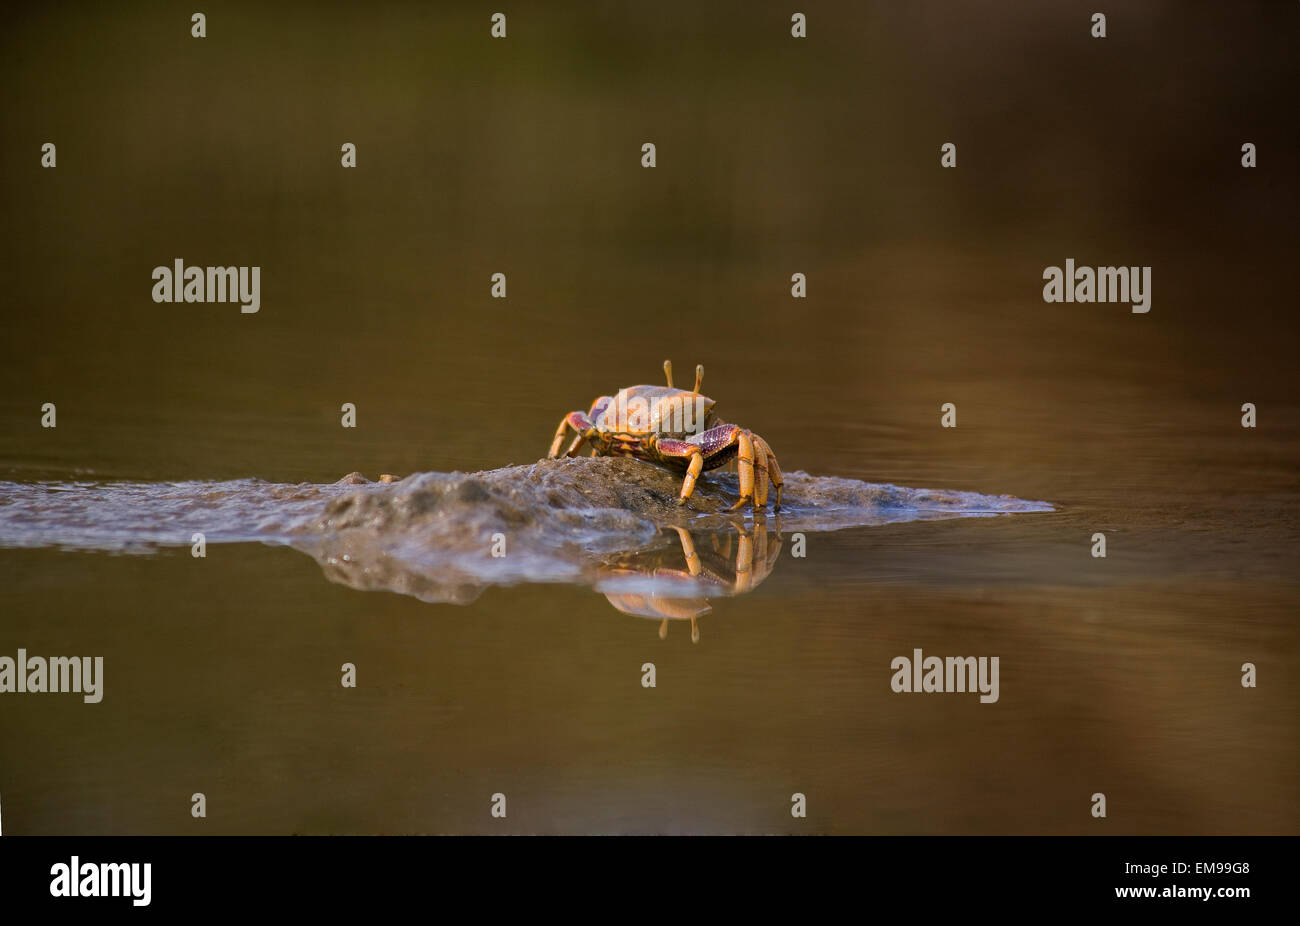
546;360;783;513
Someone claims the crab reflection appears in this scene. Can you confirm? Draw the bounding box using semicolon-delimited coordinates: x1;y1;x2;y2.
295;519;782;635
594;524;781;642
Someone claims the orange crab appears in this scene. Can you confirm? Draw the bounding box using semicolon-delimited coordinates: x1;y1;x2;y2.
546;360;783;513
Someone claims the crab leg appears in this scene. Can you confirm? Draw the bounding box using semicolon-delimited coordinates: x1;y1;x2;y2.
656;439;708;505
677;451;704;505
750;433;783;512
563;432;588;456
727;430;757;511
758;436;784;512
752;441;771;510
547;410;594;458
547;421;568;458
663;424;759;511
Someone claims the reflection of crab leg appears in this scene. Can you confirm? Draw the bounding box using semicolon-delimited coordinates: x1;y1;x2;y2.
547;411;594;458
749;523;767;591
654;527;704;641
670;526;701;576
735;529;754;592
661;615;700;642
732;523;781;594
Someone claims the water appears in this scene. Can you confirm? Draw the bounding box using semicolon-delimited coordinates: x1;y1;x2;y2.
1;1;1297;835
1;410;1294;834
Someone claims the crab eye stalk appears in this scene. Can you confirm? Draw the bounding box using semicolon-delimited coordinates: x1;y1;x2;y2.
663;359;674;388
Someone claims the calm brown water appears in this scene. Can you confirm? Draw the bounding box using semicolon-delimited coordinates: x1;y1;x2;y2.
1;1;1297;834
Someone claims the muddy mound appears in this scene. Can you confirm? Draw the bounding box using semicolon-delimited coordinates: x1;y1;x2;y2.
0;458;1052;604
